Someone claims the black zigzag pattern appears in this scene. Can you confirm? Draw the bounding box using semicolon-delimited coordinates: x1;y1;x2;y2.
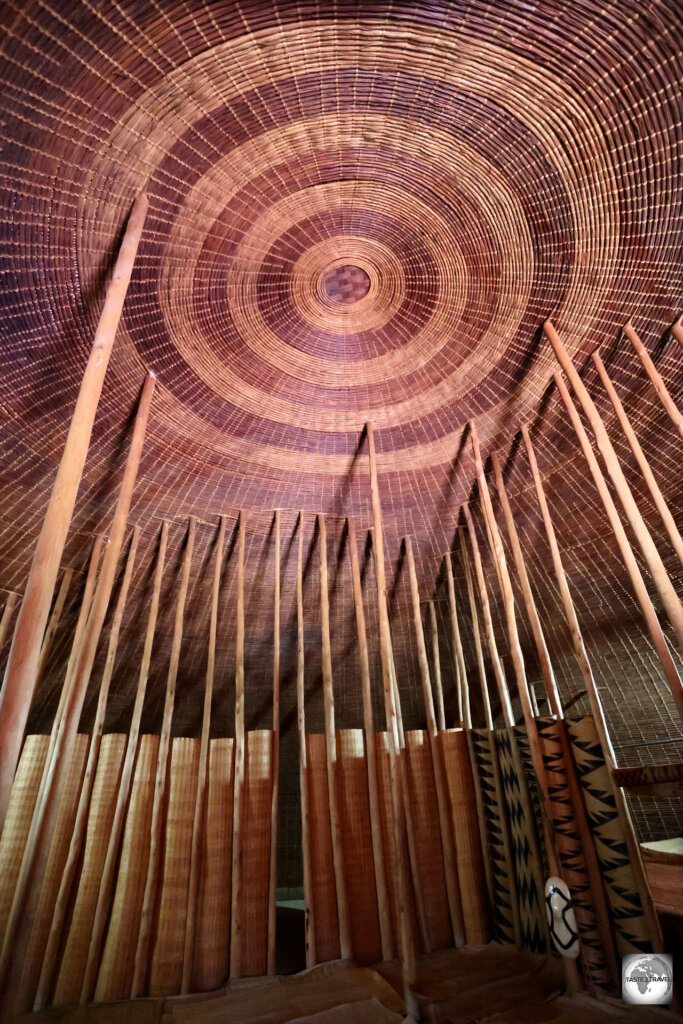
567;716;653;956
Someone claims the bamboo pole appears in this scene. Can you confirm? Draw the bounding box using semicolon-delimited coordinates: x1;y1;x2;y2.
296;515;315;967
591;351;683;564
229;512;246;980
347;516;393;960
522;425;664;951
445;556;467;727
35;572;74;692
405;536;465;946
35;527;140;1009
0;194;149;824
0;372;155;1013
623;322;683;439
554;373;683;722
266;511;280;976
545;320;683;651
81;520;169;1003
182;516;226;993
491;451;619;988
132;515;196;998
428;602;446;731
317;514;351;959
366;424;418;1020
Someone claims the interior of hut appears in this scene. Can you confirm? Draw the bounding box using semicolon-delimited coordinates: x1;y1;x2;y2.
0;2;681;1022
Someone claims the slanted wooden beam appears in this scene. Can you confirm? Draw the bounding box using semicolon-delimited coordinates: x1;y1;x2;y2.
296;515;315;967
459;532;492;730
444;554;468;727
229;512;246;980
132;515;196;998
347;516;393;960
266;511;281;976
182;516;226;993
623;322;683;439
81;520;169;1003
0;194;149;824
428;602;446;731
35;572;74;692
0;594;18;664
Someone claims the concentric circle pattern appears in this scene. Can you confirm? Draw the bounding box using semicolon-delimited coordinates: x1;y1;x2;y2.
1;3;682;762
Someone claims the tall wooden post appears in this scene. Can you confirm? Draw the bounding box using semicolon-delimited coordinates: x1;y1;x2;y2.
591;351;683;564
405;536;465;947
267;511;281;975
366;423;418;1020
35;571;74;693
81;520;169;1003
623;322;683;439
0;194;149;824
182;516;226;993
347;516;393;960
229;512;246;980
545;320;683;651
522;425;664;951
459;532;492;729
553;373;683;721
132;515;196;997
428;602;446;731
444;554;468;727
296;515;315;967
0;372;156;1014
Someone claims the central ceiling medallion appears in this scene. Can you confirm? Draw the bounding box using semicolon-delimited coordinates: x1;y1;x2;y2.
322;264;371;304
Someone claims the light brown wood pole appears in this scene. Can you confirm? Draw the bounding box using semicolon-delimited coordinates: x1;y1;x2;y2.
545;320;683;651
428;602;446;731
592;351;683;564
623;321;683;439
554;373;683;722
445;554;469;728
35;571;74;692
296;515;316;968
0;368;155;1013
266;511;281;975
229;512;246;980
405;536;465;946
0;593;18;660
522;425;664;951
671;316;683;348
182;516;226;993
35;526;140;1010
318;514;352;959
81;520;169;1003
366;423;418;1019
459;534;492;729
490;455;562;718
462;505;515;728
0;194;149;825
132;515;196;998
347;516;393;960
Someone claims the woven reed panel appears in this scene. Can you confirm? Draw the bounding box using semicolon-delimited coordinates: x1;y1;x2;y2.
96;734;159;1003
192;737;234;992
0;735;49;946
149;737;200;996
337;728;382;966
53;733;127;1006
306;733;340;965
239;729;273;978
16;734;89;1016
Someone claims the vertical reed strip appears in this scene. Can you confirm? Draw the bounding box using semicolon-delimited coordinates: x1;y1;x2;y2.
445;554;467;726
428;602;446;731
296;514;315;966
267;511;280;975
229;512;246;979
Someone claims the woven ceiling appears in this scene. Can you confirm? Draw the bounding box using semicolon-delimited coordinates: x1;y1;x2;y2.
1;1;682;846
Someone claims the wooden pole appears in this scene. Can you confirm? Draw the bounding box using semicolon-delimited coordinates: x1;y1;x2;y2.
366;424;418;1019
0;194;149;824
0;372;155;1013
545;320;683;651
132;515;196;998
35;572;74;692
296;515;316;967
671;316;683;348
182;516;226;993
266;511;280;975
81;520;169;1003
428;602;446;731
623;322;683;439
405;536;465;946
0;594;18;661
35;527;140;1009
445;555;467;727
229;512;246;980
555;372;683;721
522;425;664;951
347;516;393;960
459;533;492;730
592;351;683;564
318;514;351;959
